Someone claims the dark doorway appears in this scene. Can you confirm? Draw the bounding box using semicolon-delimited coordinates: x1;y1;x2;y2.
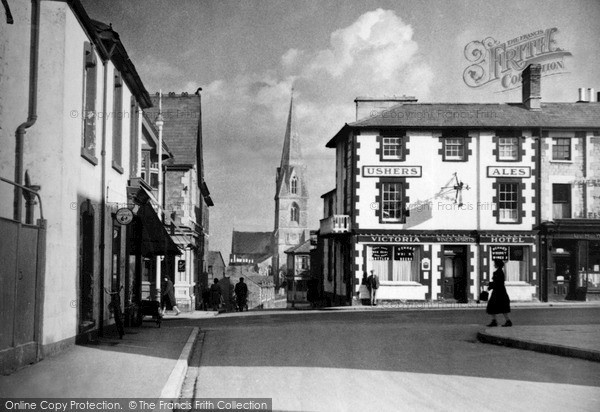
79;201;95;334
442;245;467;302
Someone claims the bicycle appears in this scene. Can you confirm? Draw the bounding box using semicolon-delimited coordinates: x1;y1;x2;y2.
105;286;125;339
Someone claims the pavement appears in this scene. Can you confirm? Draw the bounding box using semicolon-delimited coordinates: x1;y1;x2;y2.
1;304;599;405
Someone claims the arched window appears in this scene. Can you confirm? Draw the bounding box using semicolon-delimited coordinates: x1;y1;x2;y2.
291;176;298;194
290;203;299;223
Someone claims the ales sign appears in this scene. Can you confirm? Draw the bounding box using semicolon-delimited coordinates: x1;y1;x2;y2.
463;28;572;91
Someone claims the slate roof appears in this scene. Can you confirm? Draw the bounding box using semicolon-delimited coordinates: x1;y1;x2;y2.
231;231;273;256
327;102;600;147
285;239;312;255
146;94;200;166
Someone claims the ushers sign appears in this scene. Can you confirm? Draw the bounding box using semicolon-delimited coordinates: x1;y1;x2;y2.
362;166;422;177
487;166;531;178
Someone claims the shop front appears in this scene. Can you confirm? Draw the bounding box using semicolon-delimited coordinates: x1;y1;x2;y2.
357;231;479;302
478;232;538;301
541;220;600;301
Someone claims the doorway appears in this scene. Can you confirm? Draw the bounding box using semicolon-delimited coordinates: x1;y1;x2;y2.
442;245;468;302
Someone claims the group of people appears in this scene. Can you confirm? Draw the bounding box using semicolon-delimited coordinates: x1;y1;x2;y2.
160;276;249;315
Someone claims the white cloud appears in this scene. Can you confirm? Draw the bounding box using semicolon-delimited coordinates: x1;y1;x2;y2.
199;9;434;256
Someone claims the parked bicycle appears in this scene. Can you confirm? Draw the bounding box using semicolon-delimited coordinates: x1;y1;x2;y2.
104;286;124;339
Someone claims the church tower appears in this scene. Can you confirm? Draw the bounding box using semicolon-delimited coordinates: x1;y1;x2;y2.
273;90;309;287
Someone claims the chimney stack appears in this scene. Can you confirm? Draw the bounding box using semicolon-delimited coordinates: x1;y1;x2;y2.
578;88;587;102
589;88;596;103
522;64;541;110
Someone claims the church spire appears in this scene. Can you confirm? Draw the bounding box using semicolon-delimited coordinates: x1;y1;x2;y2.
280;88;302;169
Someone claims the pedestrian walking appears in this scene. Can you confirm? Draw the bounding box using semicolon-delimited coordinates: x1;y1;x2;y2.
161;277;180;316
367;270;380;306
210;278;222;311
486;259;512;327
234;277;249;312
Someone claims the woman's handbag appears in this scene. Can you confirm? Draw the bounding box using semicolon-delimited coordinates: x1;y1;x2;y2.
479;290;489;302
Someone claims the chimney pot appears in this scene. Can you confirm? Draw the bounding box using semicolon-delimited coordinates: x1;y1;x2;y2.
589;88;596;103
578;88;587;102
522;64;541;110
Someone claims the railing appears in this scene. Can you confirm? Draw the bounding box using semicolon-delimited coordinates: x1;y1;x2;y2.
0;176;44;221
319;214;350;235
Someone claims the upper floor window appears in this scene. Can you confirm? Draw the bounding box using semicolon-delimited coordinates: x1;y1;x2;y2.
82;42;98;163
552;184;571;219
497;181;520;223
290;176;298;194
552;138;571;161
299;256;309;270
382;137;403;160
381;181;405;223
443;137;465;161
290;203;299;223
497;137;520;161
112;70;123;171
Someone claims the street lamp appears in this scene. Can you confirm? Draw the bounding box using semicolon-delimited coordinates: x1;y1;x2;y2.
154;91;164;302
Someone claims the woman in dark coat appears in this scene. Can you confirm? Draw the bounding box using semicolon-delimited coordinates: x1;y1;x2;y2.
161;277;180;316
486;260;512;327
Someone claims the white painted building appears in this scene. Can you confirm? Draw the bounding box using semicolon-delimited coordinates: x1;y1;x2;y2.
320;65;600;305
0;0;177;371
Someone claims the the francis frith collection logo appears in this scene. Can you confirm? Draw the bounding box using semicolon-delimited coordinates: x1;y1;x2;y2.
462;28;572;91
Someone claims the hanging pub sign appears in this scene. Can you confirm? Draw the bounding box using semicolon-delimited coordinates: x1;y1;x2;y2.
394;246;414;261
371;246;391;260
491;246;509;261
178;260;186;272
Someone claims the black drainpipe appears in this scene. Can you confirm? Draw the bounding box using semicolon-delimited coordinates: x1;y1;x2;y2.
14;0;40;222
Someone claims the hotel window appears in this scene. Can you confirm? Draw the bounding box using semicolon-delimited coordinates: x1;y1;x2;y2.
497;182;520;223
497;137;520;161
112;70;123;171
443;138;465;161
290;203;299;223
367;245;421;282
381;182;405;223
552;138;571;161
290;176;298;194
490;246;530;282
82;42;98;163
552;184;571;219
381;137;403;160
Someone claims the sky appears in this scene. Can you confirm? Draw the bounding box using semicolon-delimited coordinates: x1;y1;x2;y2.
81;0;600;260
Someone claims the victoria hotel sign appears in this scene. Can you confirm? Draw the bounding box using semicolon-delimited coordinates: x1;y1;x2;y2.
463;28;572;91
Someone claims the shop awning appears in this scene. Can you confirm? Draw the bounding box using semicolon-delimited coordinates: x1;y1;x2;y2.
137;203;181;256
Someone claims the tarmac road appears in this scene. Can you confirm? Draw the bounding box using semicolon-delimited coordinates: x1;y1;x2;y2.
181;307;600;412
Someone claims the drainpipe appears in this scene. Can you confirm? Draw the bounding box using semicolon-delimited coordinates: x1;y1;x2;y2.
98;57;110;336
536;128;545;301
14;0;41;222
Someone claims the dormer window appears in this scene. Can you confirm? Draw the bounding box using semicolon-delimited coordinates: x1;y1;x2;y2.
291;176;298;194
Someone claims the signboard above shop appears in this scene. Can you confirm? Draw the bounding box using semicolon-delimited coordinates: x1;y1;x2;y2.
362;166;422;178
487;166;531;178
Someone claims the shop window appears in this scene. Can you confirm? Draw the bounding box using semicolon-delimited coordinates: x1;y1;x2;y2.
552;138;571;161
381;182;405;223
497;181;520;223
81;42;98;163
497;137;520;161
367;245;421;282
552;184;571;219
493;246;530;282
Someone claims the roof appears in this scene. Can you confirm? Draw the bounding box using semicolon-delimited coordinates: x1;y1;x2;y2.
146;93;201;167
231;231;273;256
326;102;600;147
285;239;312;255
207;251;225;267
